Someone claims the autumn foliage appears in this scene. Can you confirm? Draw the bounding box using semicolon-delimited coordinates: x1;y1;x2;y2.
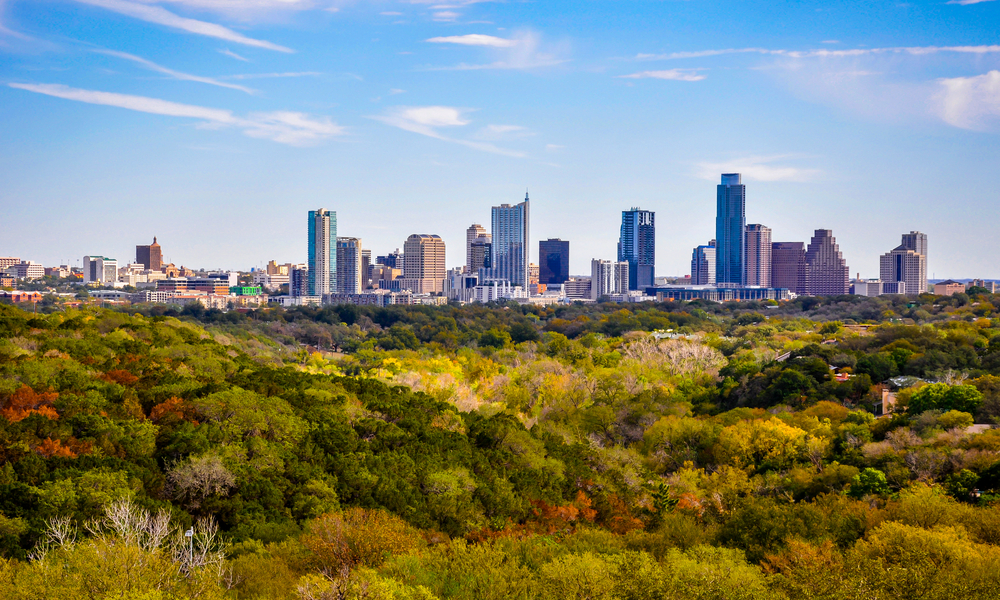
301;508;425;575
2;385;58;423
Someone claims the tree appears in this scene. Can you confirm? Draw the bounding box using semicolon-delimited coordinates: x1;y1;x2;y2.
909;383;984;415
849;468;890;498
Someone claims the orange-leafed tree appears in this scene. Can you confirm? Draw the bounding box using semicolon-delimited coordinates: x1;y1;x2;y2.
2;384;59;422
301;508;424;577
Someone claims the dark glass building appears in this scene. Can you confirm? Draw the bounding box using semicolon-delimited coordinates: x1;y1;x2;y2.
538;238;569;284
618;208;655;290
715;173;745;286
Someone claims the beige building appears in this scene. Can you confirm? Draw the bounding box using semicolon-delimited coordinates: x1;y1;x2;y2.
466;224;489;273
880;232;927;296
933;280;966;296
336;237;363;295
402;234;446;294
744;224;772;287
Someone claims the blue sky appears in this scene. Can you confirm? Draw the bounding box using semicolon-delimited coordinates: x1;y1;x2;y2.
1;0;998;278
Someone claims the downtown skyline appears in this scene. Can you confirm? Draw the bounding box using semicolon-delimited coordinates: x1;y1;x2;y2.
2;0;1000;277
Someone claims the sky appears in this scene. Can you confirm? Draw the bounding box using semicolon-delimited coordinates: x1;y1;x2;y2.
1;0;999;278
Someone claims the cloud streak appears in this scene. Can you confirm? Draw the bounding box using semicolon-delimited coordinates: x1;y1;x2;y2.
638;45;1000;61
73;0;293;52
424;30;567;70
97;50;255;93
8;82;342;145
427;34;516;48
373;106;525;157
936;70;1000;130
618;69;705;82
695;155;820;182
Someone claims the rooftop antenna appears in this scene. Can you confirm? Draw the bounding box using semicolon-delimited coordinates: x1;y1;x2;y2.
525;188;529;201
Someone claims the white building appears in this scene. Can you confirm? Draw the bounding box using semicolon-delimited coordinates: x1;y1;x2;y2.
472;279;528;303
850;279;884;297
591;259;629;301
5;261;44;280
83;256;118;284
336;237;363;294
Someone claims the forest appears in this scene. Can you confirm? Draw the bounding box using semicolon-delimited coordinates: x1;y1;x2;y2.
2;289;1000;599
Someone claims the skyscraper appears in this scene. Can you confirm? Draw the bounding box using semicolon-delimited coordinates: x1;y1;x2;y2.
881;231;928;295
771;242;808;294
307;209;336;297
135;237;162;271
377;249;403;269
466;224;489;273
538;238;569;284
744;224;772;287
491;193;530;288
690;240;716;285
591;259;629;301
805;230;849;296
336;237;362;294
361;249;372;289
469;237;492;273
402;234;447;294
618;208;655;290
716;173;746;287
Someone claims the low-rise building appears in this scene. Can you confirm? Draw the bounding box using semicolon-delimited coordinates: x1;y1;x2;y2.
5;261;45;280
934;280;966;296
851;279;884;297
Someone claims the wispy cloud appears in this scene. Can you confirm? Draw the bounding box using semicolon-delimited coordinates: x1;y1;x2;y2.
618;69;705;82
219;48;248;62
97;50;255;93
427;34;516;48
222;71;322;80
947;0;997;4
72;0;293;52
936;71;1000;130
432;11;460;21
8;82;342;145
695;155;820;182
372;106;525;157
637;45;1000;61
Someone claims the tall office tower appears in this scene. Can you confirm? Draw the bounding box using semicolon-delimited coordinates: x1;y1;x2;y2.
307;209;336;297
402;234;447;294
361;249;372;289
716;173;746;287
135;237;162;271
618;208;655;290
805;230;849;296
538;238;570;284
377;249;403;269
591;259;629;301
466;224;489;272
491;193;530;288
690;240;716;285
771;242;808;294
83;256;118;283
469;236;492;273
290;264;309;297
881;231;928;294
744;224;772;287
336;237;362;294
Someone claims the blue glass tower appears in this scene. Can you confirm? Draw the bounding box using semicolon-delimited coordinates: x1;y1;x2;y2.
307;208;337;296
618;208;655;290
715;173;745;287
491;193;530;288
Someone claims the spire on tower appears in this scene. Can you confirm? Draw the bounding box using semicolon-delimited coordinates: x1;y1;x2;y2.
525;189;529;201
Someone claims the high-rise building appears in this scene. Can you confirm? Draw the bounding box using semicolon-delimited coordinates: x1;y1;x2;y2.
466;224;489;273
307;209;336;297
716;173;746;287
744;224;772;287
881;231;928;295
771;242;808;294
135;237;162;271
618;208;655;290
336;237;362;294
491;193;530;288
591;259;629;301
83;255;118;284
361;249;372;289
805;230;849;296
377;249;403;269
538;238;569;284
290;264;309;297
402;234;447;294
690;240;716;285
469;237;492;273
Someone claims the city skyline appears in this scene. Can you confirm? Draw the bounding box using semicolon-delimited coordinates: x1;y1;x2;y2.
1;1;999;277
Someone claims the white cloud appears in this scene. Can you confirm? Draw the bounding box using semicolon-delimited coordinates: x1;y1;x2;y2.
695;155;820;182
97;50;255;93
936;71;1000;130
432;11;459;21
476;124;533;140
223;71;322;79
72;0;293;52
637;45;1000;61
426;30;568;70
618;69;705;82
8;82;342;145
426;34;516;48
219;48;249;61
373;105;525;157
381;11;403;15
821;40;840;44
947;0;997;4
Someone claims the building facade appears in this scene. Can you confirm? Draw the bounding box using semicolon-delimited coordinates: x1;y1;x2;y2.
336;237;363;295
135;237;163;271
307;209;336;297
744;224;772;287
469;237;492;274
805;230;849;296
716;173;746;287
83;256;118;284
5;261;44;280
591;259;629;301
690;241;716;286
491;194;530;288
880;231;927;296
771;242;808;295
402;234;446;294
618;208;655;290
466;224;489;273
539;238;569;284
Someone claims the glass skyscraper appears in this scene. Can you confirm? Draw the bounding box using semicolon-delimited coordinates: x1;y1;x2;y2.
307;208;336;296
716;173;746;286
539;238;569;284
491;193;530;288
618;208;655;290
